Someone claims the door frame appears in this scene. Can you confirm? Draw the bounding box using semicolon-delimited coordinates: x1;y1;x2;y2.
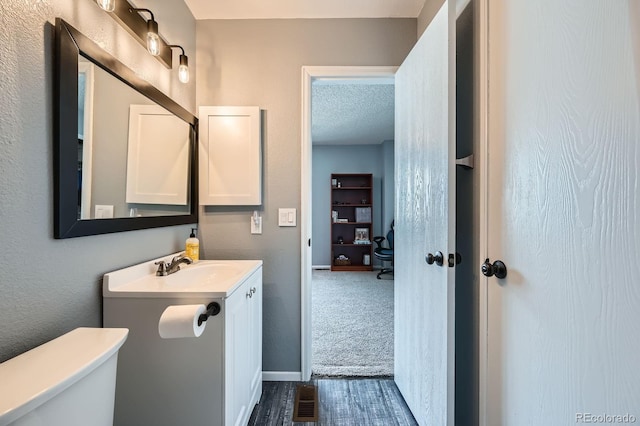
299;0;492;416
300;66;398;381
476;0;490;424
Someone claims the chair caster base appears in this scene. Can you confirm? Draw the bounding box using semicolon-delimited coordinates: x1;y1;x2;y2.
376;268;393;279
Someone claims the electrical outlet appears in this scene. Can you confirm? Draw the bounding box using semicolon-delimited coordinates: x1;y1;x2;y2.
95;205;114;218
251;216;262;234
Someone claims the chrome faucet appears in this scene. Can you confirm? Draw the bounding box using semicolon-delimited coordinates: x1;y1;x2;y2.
155;254;193;276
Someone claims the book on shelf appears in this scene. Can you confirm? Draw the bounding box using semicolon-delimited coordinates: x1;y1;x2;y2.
355;207;371;223
353;239;371;245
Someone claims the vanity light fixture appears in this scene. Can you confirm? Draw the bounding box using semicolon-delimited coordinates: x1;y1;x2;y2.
129;8;160;56
95;0;172;68
167;45;189;83
96;0;115;12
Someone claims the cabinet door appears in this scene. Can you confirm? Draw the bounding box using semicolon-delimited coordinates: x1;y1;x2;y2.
225;281;250;426
199;106;262;205
246;270;263;409
125;104;190;205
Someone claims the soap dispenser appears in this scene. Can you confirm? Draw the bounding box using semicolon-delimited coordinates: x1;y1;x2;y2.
186;228;199;262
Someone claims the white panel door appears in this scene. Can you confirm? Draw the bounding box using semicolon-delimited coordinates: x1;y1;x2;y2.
485;1;640;424
394;1;456;425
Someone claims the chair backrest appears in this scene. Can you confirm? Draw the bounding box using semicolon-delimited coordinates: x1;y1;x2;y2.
387;221;394;250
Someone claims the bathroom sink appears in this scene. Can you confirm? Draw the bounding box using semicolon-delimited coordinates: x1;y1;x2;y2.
162;263;243;287
103;255;262;298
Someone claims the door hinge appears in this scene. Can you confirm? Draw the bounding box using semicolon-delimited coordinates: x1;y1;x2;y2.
455;154;474;169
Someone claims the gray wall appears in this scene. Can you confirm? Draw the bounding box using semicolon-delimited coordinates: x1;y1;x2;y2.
91;65;152;218
0;0;196;362
311;144;393;267
418;0;446;38
196;18;416;372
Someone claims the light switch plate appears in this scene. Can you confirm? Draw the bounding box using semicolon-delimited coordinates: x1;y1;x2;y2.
278;208;296;227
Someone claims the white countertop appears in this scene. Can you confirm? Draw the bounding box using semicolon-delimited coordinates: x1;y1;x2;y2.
103;254;262;298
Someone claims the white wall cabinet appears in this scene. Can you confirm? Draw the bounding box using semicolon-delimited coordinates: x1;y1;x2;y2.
199;106;262;205
126;104;190;205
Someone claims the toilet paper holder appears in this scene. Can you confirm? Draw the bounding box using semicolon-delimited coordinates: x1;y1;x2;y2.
197;302;221;326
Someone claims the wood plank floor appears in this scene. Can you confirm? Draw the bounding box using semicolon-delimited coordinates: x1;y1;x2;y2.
248;379;418;426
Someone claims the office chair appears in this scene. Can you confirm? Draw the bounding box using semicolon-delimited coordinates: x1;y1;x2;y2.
373;221;394;279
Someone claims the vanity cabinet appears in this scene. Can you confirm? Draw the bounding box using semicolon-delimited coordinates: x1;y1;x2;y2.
225;268;262;426
103;259;262;426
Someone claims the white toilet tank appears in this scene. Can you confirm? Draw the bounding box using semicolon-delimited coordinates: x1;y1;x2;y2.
0;327;128;426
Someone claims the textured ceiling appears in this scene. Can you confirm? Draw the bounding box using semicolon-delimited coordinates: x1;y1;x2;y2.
184;0;423;20
312;82;394;145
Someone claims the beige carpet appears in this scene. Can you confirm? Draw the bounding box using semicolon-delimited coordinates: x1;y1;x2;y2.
312;269;394;377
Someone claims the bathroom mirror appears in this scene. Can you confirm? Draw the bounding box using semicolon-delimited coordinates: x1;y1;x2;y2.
55;18;198;238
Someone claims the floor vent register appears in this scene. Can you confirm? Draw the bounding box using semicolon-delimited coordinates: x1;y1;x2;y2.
292;384;319;422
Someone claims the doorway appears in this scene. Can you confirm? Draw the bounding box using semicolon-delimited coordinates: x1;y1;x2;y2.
300;2;478;415
300;66;398;380
311;114;394;376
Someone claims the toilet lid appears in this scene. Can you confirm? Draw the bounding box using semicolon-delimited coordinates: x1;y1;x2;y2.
0;327;128;425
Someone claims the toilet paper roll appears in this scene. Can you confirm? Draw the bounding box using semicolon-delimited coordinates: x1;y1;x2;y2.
158;304;207;339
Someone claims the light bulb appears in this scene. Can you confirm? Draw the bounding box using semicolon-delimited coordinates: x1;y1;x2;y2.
146;19;160;56
178;55;189;83
147;33;160;56
96;0;115;12
178;64;189;83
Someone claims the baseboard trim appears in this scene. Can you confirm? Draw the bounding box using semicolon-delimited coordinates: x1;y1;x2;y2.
262;371;303;381
312;265;331;270
313;265;384;270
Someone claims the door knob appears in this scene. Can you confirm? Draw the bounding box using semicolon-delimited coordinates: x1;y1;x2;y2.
426;251;444;266
481;258;507;279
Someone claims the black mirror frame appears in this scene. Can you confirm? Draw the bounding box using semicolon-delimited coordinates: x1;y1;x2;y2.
54;18;198;238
